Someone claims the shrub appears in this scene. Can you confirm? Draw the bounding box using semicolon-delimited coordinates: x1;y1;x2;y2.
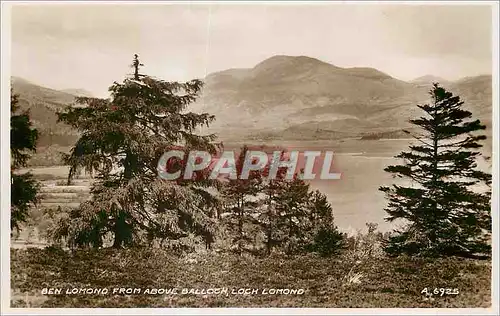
308;224;346;257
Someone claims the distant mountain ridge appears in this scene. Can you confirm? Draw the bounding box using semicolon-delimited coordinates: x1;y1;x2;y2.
11;77;80;148
60;88;94;98
192;55;492;141
10;55;492;148
12;76;77;106
410;75;450;85
195;55;418;138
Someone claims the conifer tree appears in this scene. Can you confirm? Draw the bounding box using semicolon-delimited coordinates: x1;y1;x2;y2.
273;179;344;255
380;84;491;257
256;154;344;256
258;158;287;255
306;190;345;257
274;176;312;253
220;146;263;254
10;90;40;233
55;55;220;248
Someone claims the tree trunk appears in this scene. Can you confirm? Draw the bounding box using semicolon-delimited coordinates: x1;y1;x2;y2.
112;212;127;248
111;150;136;248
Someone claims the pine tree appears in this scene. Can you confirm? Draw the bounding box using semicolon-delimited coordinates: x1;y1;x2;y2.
55;54;220;248
258;151;288;255
256;154;344;256
10;90;40;233
306;190;345;257
274;176;311;254
270;178;345;255
220;146;263;254
380;84;491;257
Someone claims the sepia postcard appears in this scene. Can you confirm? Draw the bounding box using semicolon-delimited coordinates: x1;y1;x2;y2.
1;1;498;315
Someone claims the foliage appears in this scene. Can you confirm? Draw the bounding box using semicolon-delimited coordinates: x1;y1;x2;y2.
345;223;386;261
54;55;220;248
216;149;345;256
219;146;264;254
255;151;289;255
11;93;38;168
380;84;491;258
308;223;346;257
305;190;345;256
273;176;312;254
10;90;40;232
11;174;40;233
271;178;344;256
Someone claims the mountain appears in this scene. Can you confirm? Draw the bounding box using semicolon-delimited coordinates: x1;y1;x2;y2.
450;74;493;154
410;75;449;86
11;77;80;148
60;88;94;97
191;56;492;142
11;77;77;106
10;56;492;149
450;74;492;123
193;56;427;140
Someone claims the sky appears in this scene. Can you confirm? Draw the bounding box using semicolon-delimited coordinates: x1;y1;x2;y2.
10;3;493;97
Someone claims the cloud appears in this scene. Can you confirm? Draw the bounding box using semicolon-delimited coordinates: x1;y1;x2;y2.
378;5;491;60
10;4;493;96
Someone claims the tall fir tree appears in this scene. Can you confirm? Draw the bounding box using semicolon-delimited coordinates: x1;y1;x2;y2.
273;175;312;254
220;146;263;254
380;83;491;257
10;90;40;233
305;190;345;257
55;55;220;248
258;156;287;255
273;178;344;255
256;153;344;256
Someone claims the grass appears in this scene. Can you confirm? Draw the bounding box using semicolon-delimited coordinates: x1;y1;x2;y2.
27;146;72;167
10;247;491;308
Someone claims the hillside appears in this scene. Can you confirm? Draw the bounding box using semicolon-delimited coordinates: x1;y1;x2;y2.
60;88;94;97
192;56;492;142
410;75;450;86
12;77;77;106
11;77;80;146
10;57;492;151
11;77;82;165
194;56;416;140
450;75;492;123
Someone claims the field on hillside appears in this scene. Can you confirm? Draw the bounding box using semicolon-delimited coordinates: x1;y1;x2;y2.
11;247;491;308
11;166;91;248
